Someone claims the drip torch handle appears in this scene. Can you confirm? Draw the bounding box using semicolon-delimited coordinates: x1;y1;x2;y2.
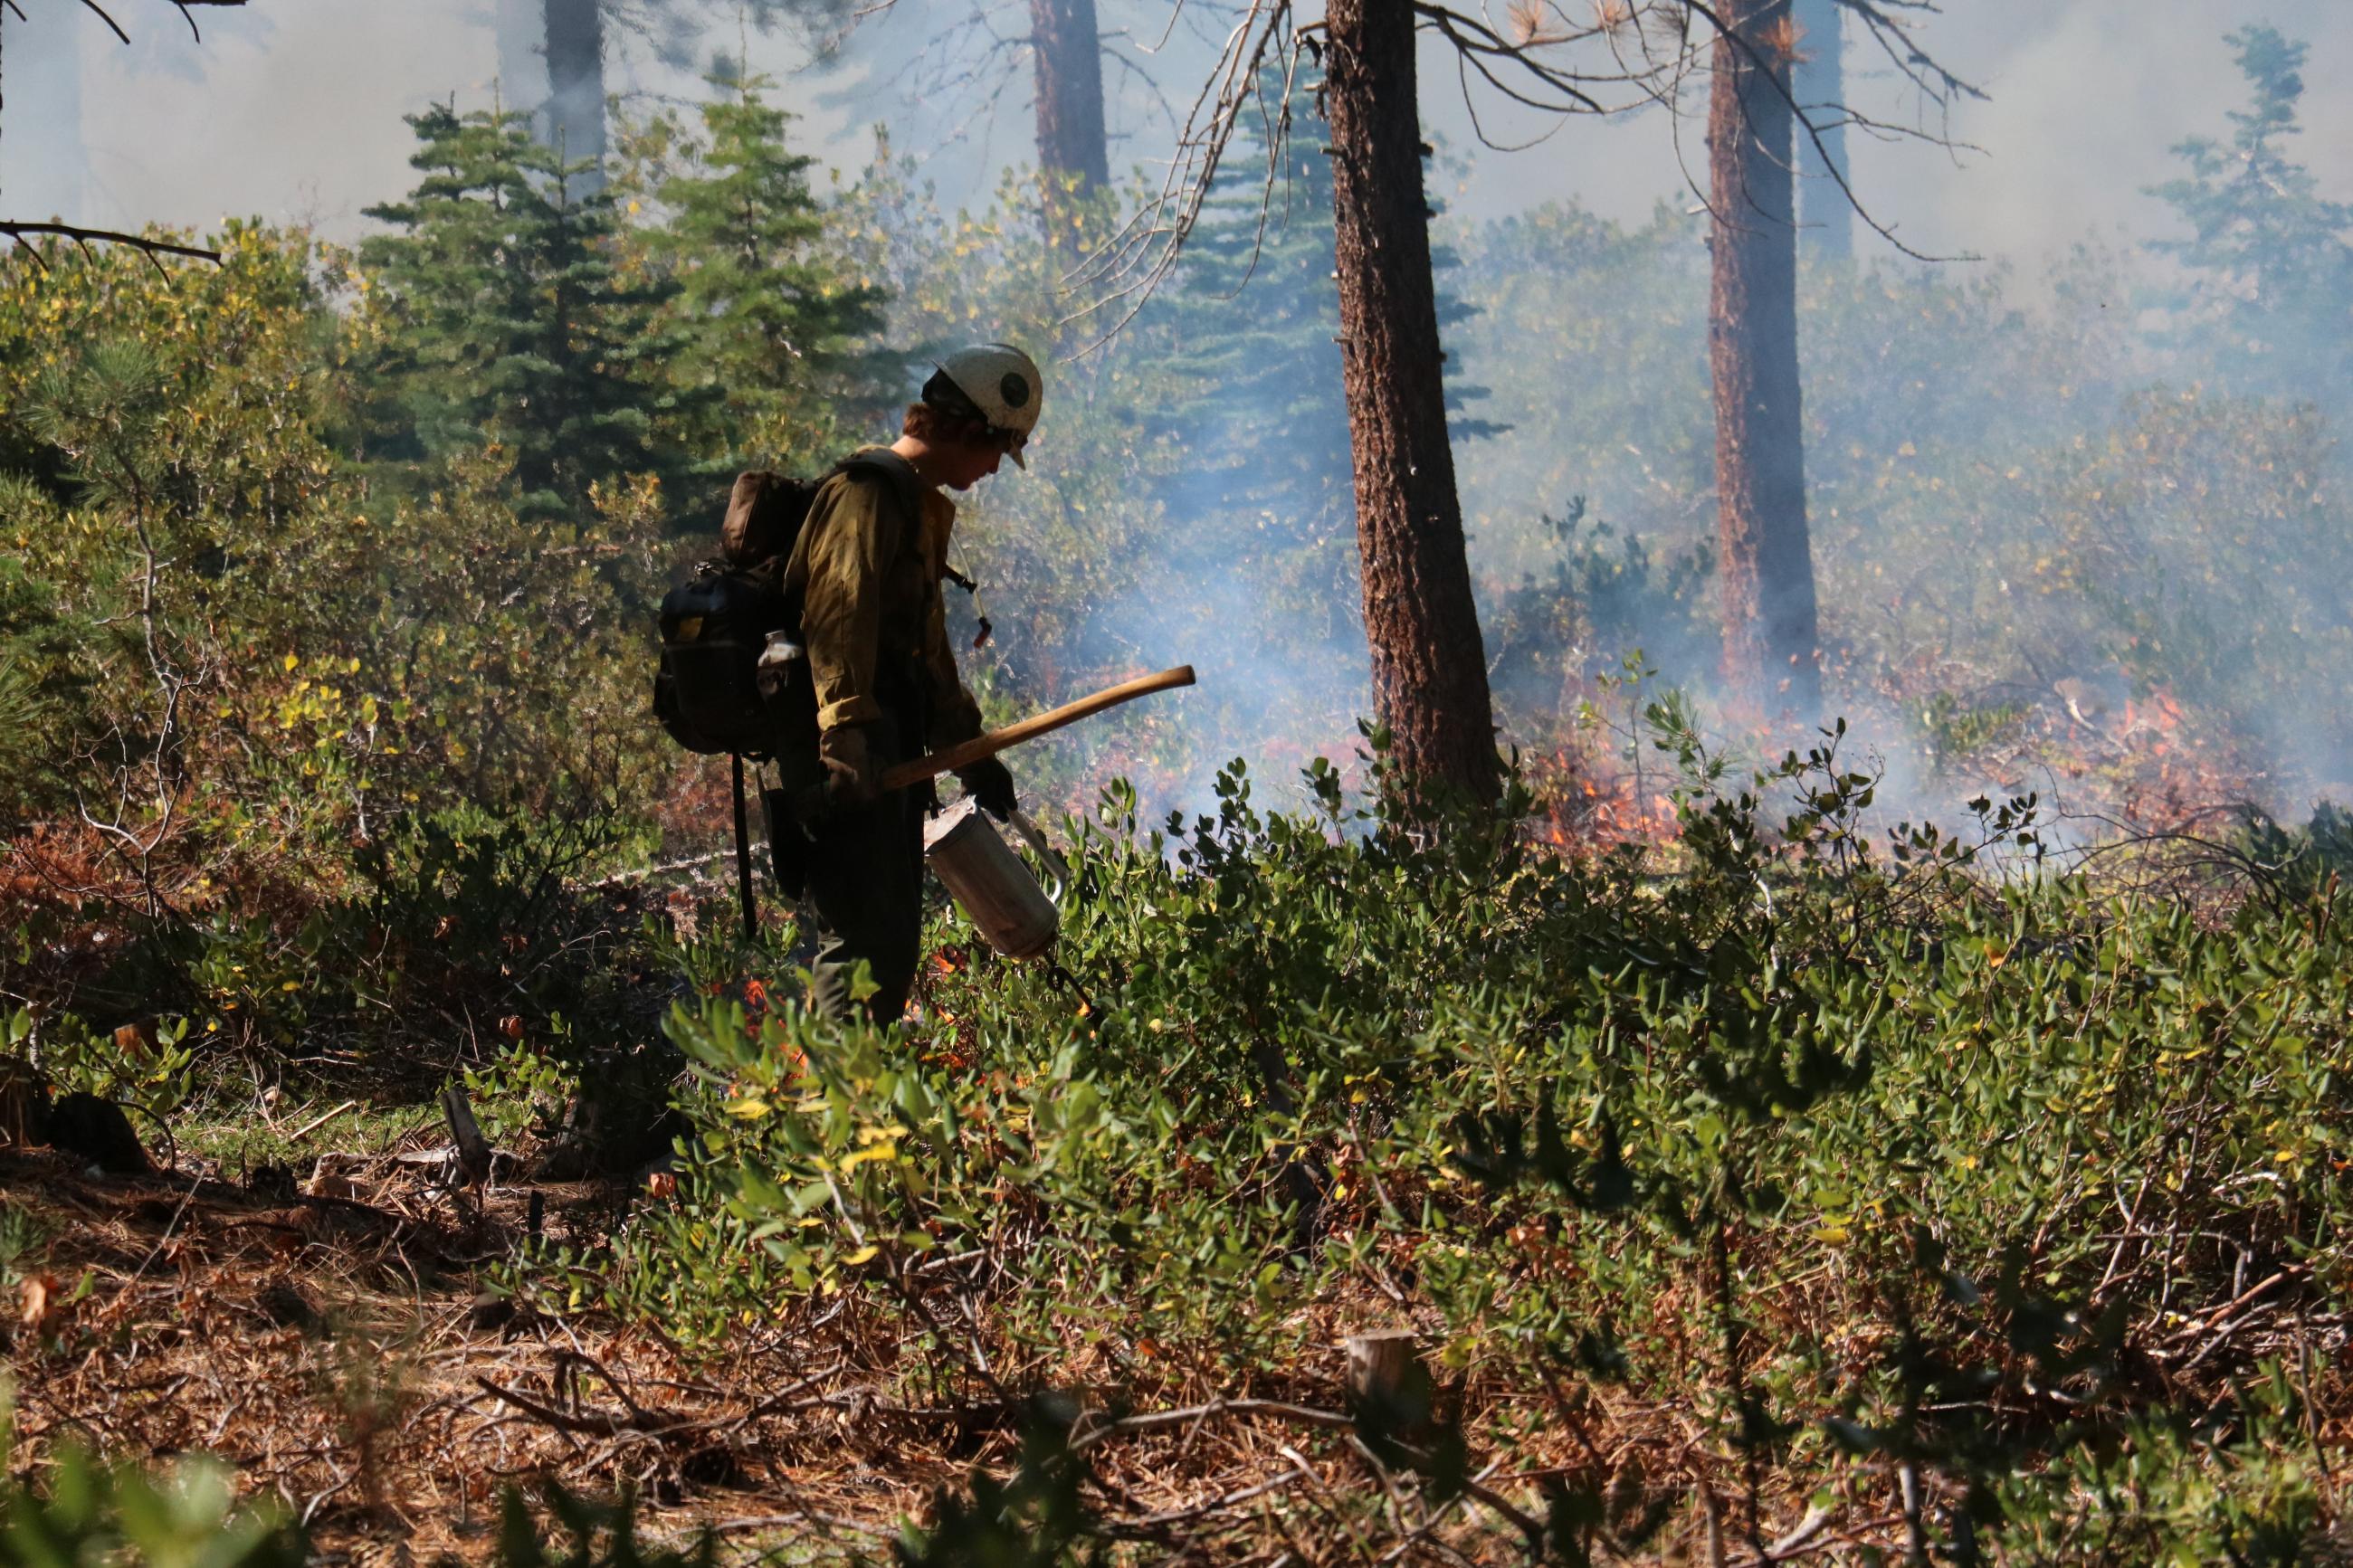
879;665;1196;794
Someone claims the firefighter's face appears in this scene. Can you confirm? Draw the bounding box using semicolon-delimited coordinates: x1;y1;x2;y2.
940;436;1010;491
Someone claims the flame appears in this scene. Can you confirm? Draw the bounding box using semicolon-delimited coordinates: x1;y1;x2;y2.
1527;748;1684;852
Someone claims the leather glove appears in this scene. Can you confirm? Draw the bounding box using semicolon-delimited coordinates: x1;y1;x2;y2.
957;755;1017;818
818;724;881;813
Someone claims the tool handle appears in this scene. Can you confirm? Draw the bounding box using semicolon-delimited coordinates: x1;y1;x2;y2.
881;665;1196;792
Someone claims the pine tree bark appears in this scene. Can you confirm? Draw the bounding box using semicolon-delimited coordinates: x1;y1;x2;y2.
1030;0;1110;190
1791;0;1851;259
1709;0;1822;720
1322;0;1500;803
542;0;607;190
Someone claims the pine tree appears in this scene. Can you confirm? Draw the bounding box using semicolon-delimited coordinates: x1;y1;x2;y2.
2148;26;2353;407
1150;79;1499;676
1030;0;1110;193
643;65;889;487
1322;0;1500;802
1155;100;1354;629
1707;0;1821;721
360;104;696;522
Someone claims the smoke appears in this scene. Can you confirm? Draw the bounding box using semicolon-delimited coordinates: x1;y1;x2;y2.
15;0;2353;842
6;0;2347;266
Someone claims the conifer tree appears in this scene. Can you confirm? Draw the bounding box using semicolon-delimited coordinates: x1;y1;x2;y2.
1157;107;1353;621
1320;0;1501;803
1153;84;1495;659
1707;0;1821;721
2148;26;2353;408
360;104;696;522
644;66;889;484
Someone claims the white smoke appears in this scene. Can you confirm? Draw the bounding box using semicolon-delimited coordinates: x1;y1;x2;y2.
9;0;2352;273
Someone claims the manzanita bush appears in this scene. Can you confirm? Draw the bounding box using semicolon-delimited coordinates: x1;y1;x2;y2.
493;727;2351;1560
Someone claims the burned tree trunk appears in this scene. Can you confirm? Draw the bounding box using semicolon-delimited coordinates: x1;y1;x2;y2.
543;0;607;190
1031;0;1110;190
1322;0;1500;803
1792;0;1851;260
1709;0;1822;720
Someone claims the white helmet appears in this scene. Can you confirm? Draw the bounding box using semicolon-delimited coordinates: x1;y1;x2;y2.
928;342;1043;468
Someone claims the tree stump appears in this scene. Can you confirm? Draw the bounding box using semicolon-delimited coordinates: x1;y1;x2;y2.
1346;1330;1422;1407
440;1084;493;1188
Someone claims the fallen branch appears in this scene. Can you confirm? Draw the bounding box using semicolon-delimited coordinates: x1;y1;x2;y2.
586;849;732;889
1107;1458;1315;1533
289;1100;359;1142
1072;1396;1358;1451
474;1375;686;1440
1071;1394;1550;1551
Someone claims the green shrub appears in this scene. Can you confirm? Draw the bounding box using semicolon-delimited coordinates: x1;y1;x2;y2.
535;733;2350;1554
0;1439;305;1568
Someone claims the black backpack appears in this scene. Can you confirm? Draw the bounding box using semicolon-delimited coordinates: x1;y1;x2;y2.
653;455;922;941
653;455;919;759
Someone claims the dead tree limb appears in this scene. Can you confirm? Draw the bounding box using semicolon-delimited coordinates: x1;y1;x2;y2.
0;223;220;267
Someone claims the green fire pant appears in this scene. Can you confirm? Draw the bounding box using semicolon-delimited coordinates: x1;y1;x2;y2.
803;781;927;1026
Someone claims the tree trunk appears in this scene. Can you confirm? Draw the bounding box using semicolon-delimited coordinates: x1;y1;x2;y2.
1709;0;1822;721
542;0;606;191
1322;0;1500;803
1791;0;1851;260
1030;0;1110;190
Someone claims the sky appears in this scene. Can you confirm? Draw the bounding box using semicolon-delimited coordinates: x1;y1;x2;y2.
5;0;2353;285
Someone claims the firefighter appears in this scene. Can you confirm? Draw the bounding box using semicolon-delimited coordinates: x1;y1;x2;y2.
785;343;1042;1022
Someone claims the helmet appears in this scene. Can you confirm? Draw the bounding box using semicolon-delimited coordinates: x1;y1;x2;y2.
927;343;1043;468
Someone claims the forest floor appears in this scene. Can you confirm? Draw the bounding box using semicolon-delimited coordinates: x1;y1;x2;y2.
5;1118;962;1563
9;1099;1624;1566
16;774;2353;1563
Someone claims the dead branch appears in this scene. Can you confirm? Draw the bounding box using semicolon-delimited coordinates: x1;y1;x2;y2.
474;1375;689;1440
1068;0;1981;342
0;223;218;275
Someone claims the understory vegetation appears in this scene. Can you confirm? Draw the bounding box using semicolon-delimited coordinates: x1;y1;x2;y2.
530;735;2347;1560
5;24;2353;1566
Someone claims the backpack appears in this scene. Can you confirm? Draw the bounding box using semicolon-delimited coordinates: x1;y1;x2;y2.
654;456;922;939
653;456;921;759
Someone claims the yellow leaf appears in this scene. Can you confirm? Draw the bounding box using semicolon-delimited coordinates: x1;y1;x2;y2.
282;652;299;671
724;1096;772;1119
842;1243;880;1265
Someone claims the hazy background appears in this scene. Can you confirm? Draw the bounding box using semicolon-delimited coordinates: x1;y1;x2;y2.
11;0;2353;835
10;0;2353;282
